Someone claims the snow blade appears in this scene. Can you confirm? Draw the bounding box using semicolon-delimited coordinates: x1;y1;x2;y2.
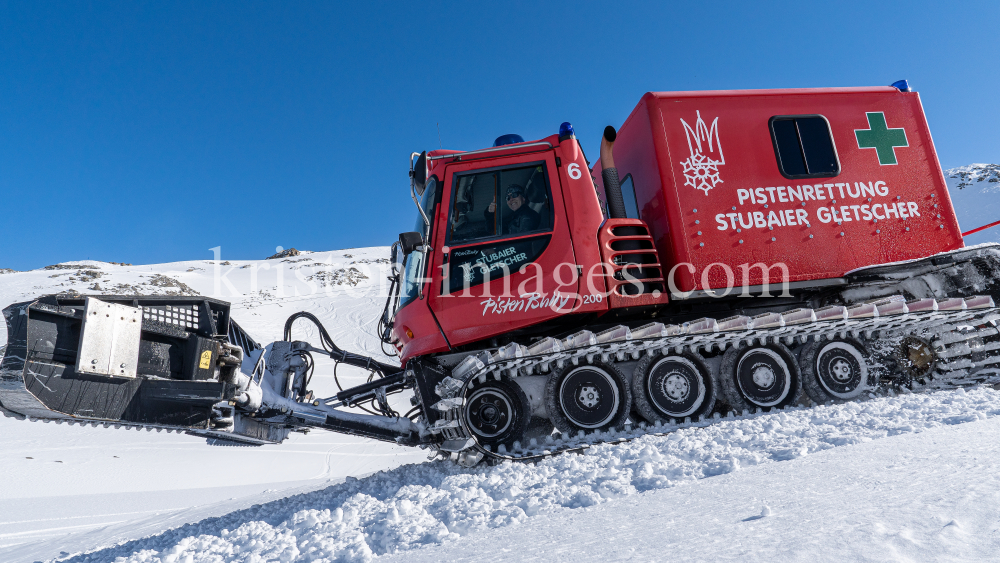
0;295;283;443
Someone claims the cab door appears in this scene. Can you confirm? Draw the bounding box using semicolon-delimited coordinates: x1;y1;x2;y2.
428;151;579;347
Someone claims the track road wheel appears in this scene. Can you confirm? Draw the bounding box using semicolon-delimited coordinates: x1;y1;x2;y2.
720;343;800;412
546;359;631;435
894;336;937;383
462;374;530;452
801;339;872;403
632;352;716;424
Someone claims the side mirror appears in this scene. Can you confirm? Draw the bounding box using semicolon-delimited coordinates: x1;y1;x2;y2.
398;231;424;255
411;151;428;196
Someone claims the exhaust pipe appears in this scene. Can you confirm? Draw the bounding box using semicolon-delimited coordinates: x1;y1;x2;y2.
600;125;628;219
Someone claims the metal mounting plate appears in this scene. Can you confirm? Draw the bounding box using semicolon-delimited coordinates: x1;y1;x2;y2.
75;297;143;378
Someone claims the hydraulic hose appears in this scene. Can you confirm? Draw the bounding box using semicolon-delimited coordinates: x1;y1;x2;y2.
283;311;399;376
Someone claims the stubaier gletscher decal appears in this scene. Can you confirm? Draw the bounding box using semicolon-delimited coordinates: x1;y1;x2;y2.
680;111;725;195
855;112;908;165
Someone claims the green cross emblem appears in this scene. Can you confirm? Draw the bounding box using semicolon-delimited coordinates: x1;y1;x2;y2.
855;112;908;165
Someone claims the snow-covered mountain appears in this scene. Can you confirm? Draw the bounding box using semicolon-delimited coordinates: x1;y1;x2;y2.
3;166;1000;562
946;163;1000;245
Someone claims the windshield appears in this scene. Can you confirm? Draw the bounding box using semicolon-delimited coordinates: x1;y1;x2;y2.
413;177;437;239
397;177;437;310
398;248;426;308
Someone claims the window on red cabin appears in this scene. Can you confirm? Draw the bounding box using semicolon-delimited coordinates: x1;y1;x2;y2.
620;174;641;220
447;163;553;244
769;116;840;179
444;162;555;293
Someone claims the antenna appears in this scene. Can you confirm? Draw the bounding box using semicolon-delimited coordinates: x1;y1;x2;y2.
437;123;442;148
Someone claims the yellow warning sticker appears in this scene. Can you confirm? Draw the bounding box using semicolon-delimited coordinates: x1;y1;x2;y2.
199;350;213;370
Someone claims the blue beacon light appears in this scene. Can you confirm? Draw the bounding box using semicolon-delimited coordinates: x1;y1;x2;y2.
891;79;911;92
559;122;576;140
493;134;525;147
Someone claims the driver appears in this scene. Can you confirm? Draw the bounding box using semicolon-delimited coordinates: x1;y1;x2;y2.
485;184;541;235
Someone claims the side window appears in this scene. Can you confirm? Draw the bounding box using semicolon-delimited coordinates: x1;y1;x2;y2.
769;115;840;179
448;163;553;244
620;174;641;220
445;162;555;293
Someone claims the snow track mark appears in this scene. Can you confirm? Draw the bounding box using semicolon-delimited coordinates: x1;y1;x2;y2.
64;387;1000;563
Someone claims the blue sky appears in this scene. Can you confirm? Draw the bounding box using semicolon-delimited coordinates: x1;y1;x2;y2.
1;0;997;271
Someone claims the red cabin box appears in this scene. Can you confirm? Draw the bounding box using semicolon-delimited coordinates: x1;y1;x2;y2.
592;87;963;295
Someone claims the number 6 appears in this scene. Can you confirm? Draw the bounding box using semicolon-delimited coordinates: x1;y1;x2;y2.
567;162;582;180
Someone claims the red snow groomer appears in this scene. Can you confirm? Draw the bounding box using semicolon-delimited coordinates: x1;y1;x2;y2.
4;81;1000;466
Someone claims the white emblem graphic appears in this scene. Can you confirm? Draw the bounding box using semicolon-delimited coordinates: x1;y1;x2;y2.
679;111;725;195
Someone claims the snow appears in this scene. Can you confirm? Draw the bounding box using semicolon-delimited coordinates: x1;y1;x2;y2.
3;166;1000;561
36;388;1000;562
385;414;1000;562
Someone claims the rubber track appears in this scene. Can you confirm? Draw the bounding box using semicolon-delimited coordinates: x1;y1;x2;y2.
432;303;1000;465
0;410;271;445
